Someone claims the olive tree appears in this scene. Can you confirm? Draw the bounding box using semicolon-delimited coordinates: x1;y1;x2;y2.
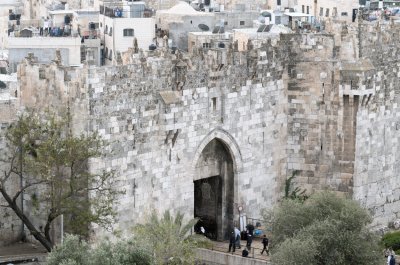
0;112;120;251
265;192;381;265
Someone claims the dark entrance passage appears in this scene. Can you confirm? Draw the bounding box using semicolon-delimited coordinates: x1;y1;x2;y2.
194;176;221;240
194;139;234;241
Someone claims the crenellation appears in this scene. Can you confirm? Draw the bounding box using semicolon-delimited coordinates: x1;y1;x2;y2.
1;19;400;245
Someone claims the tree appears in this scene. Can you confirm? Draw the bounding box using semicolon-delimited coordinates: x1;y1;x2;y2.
133;210;211;265
0;112;120;251
264;192;382;265
46;234;152;265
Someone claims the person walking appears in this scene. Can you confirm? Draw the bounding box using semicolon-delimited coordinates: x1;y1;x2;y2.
234;227;241;249
261;235;269;255
228;231;236;253
388;252;396;265
246;233;253;249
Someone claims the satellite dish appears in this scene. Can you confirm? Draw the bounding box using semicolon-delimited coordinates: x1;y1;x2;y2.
261;11;272;17
149;44;157;51
198;24;209;31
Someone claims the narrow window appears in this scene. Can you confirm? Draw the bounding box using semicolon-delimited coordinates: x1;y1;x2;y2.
333;7;337;17
320;7;323;16
109;27;113;36
326;8;330;17
302;5;305;13
212;97;217;110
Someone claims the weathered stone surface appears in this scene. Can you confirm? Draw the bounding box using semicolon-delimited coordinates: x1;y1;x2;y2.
1;20;400;244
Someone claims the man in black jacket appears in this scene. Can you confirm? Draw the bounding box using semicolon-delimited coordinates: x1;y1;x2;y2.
228;231;236;253
261;235;269;255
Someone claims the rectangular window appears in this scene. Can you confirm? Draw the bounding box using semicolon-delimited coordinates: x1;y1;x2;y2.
123;28;134;36
39;69;45;79
202;43;211;48
325;8;330;17
320;7;323;16
302;5;305;13
333;7;337;17
240;21;245;26
341;12;348;16
307;6;310;14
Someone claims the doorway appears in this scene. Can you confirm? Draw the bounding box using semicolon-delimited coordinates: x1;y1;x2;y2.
194;176;221;240
193;139;234;240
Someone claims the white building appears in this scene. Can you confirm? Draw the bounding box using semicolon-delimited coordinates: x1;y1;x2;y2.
0;0;23;50
233;25;292;52
99;1;155;64
156;1;215;50
263;0;359;23
295;0;359;23
8;36;82;71
188;31;232;52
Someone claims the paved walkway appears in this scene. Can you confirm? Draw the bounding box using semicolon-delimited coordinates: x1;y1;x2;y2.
0;242;47;263
208;238;271;262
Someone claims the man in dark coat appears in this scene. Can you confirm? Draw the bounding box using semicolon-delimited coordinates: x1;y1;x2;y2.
246;233;253;248
228;231;236;253
261;235;269;255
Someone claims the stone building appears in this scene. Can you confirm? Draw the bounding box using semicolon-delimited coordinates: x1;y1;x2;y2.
99;1;156;64
1;18;400;245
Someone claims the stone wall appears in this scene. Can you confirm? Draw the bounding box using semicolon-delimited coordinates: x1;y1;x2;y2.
85;45;289;236
353;21;400;226
2;20;400;245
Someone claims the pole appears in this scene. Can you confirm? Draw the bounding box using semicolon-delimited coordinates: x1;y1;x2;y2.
60;214;64;244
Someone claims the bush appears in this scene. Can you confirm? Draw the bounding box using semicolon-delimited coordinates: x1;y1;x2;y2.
266;192;382;265
133;210;211;265
46;234;152;265
46;235;90;265
382;231;400;251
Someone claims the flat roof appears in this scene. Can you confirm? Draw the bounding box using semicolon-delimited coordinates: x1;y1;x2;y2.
284;12;313;17
49;10;75;15
189;31;232;35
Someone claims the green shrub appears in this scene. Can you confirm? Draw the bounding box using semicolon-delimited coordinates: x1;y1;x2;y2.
382;231;400;251
265;192;381;265
46;234;153;265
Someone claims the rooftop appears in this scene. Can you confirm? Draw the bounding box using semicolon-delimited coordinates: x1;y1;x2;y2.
158;1;214;16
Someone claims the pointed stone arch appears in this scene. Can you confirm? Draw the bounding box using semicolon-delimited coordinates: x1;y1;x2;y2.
191;128;242;240
191;128;243;177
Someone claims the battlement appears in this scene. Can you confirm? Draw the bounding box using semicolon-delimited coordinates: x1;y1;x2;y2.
8;20;400;241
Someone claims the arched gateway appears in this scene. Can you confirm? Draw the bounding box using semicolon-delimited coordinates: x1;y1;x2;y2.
192;129;242;240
